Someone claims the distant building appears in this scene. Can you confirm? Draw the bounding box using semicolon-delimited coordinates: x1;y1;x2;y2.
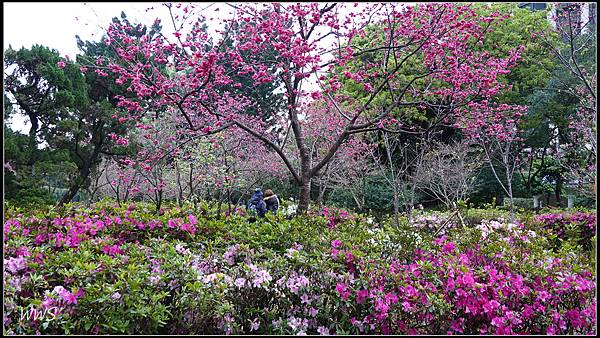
519;2;597;35
518;3;548;11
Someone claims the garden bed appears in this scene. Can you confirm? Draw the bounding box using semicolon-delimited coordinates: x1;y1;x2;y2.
3;201;596;335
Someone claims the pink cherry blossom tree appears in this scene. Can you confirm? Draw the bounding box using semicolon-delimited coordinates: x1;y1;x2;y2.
283;98;375;210
95;108;285;213
95;3;527;212
325;138;379;213
92;158;140;206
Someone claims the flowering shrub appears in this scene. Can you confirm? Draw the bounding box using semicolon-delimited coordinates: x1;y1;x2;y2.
320;206;355;228
533;211;596;250
330;213;596;335
3;201;596;335
332;235;596;335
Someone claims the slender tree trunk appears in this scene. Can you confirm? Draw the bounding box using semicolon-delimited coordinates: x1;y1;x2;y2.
349;188;363;212
175;162;183;207
217;189;225;219
227;187;232;217
58;165;91;207
27;114;39;166
156;189;163;215
506;165;515;221
392;182;400;228
555;176;563;207
360;175;367;213
113;184;121;207
317;182;327;209
187;163;194;200
384;133;400;228
87;168;104;205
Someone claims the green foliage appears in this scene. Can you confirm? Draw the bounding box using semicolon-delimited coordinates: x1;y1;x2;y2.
327;174;394;215
515;6;596;200
10;186;56;207
3;121;78;206
462;207;512;225
503;197;534;210
473;3;557;105
4;45;89;111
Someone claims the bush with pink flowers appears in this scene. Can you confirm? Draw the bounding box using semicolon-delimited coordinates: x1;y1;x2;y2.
531;210;596;250
3;201;596;335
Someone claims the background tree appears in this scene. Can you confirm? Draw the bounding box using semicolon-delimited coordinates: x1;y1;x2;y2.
459;101;528;217
3;11;163;207
539;3;597;202
413;139;482;210
372;130;428;225
4;45;87;205
335;2;550;208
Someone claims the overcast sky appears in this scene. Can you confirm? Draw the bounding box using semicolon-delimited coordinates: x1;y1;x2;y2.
3;2;232;58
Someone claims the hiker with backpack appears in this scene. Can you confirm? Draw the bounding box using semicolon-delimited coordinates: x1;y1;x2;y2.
247;188;267;220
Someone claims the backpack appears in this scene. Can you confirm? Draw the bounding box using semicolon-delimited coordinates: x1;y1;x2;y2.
247;202;258;218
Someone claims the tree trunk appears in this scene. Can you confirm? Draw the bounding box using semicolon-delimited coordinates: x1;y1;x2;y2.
298;178;312;214
360;175;367;213
27;114;39;166
555;176;562;207
156;189;163;215
350;189;363;212
384;134;400;228
175;162;183;207
217;189;225;219
114;185;122;207
227;187;232;217
317;182;327;209
392;182;400;228
58;180;85;206
506;166;515;221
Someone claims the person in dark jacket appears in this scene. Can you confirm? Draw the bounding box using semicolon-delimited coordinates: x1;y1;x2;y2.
263;189;280;215
247;188;267;219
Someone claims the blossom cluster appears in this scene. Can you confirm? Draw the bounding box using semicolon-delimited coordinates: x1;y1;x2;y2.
320;206;354;228
411;213;458;235
332;234;596;335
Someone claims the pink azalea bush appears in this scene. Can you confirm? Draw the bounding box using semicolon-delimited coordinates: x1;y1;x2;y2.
319;206;355;228
330;235;596;335
532;210;596;250
3;201;596;335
